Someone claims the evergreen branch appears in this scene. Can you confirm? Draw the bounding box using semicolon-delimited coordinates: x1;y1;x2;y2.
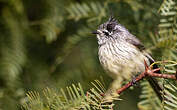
66;1;107;21
162;80;177;110
29;0;66;43
1;6;27;87
22;81;118;110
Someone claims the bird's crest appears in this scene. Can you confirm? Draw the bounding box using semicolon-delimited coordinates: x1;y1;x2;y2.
108;14;117;23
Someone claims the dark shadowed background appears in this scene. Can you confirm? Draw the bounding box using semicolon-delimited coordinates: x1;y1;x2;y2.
0;0;176;110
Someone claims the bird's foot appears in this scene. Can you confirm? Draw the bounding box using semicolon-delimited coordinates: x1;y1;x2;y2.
131;76;138;86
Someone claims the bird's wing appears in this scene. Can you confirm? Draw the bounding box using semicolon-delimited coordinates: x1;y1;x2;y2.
125;34;163;101
125;34;155;62
125;34;145;51
125;34;156;64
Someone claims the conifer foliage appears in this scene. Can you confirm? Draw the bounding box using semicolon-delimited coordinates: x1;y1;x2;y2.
0;0;176;110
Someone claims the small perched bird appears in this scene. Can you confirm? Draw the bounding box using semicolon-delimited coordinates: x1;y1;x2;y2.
92;16;162;101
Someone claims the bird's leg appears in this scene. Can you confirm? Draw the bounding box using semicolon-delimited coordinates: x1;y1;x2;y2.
131;74;141;86
131;76;138;86
103;77;122;102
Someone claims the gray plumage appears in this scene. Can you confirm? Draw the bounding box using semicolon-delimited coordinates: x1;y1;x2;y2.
93;16;162;101
97;17;150;79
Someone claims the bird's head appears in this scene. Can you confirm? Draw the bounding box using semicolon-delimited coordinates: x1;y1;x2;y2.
92;16;128;45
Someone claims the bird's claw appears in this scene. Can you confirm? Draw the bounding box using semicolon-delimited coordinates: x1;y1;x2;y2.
131;76;138;86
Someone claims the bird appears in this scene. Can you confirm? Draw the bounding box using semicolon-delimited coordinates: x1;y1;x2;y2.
92;16;162;101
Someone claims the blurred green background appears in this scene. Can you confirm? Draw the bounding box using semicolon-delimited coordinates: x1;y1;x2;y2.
0;0;176;110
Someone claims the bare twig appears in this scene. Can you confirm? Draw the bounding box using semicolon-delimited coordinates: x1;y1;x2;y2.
116;61;177;94
147;72;176;79
117;71;146;94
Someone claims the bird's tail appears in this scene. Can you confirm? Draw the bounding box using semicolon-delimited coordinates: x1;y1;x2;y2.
147;63;163;101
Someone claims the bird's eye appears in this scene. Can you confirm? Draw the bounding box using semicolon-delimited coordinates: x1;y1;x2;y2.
107;23;115;32
103;31;109;36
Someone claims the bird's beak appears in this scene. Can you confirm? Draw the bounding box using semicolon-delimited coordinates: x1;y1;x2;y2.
92;30;99;34
91;30;101;34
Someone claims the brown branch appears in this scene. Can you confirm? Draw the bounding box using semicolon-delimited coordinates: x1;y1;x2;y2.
117;71;146;94
116;61;177;95
147;72;176;79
